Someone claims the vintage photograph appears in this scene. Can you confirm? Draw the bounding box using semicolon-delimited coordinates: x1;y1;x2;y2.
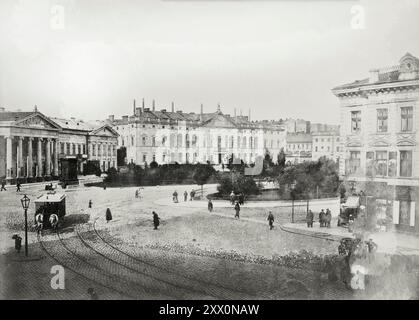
1;0;419;303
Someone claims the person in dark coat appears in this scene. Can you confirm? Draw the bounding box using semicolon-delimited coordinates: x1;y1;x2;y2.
173;191;178;203
184;191;188;202
267;211;275;230
190;190;195;201
234;202;240;219
1;180;7;191
88;200;92;208
12;235;22;253
319;209;325;227
208;200;213;213
153;211;160;230
306;210;314;228
16;182;21;192
106;208;112;223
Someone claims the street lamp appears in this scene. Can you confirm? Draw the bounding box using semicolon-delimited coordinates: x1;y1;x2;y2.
20;194;30;257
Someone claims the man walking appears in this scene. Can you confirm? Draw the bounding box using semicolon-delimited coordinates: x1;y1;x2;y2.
16;182;21;192
208;199;213;213
1;180;6;191
306;209;314;228
234;201;240;219
173;191;178;203
184;191;188;202
267;211;275;230
153;211;160;230
230;191;235;205
325;208;332;228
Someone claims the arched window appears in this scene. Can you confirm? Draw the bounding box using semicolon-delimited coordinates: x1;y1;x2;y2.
230;136;234;149
162;136;167;147
185;134;190;148
192;135;197;146
152;136;156;147
142;136;147;146
131;135;134;146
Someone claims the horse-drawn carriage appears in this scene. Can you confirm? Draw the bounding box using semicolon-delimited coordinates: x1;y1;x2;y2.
34;192;66;230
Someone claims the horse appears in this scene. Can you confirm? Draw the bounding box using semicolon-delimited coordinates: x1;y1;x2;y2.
35;213;44;234
49;213;59;231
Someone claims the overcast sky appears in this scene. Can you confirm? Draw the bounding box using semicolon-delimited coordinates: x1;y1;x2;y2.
1;0;418;124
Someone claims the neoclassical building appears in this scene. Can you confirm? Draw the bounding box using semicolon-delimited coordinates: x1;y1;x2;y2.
109;103;286;166
0;108;118;183
332;52;419;234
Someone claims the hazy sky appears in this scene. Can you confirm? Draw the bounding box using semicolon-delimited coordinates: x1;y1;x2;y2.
1;0;419;124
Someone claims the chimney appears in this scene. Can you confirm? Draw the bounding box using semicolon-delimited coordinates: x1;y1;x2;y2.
34;105;38;112
142;98;145;111
234;108;237;120
217;103;221;113
171;101;175;113
108;115;115;122
133;99;136;115
200;103;203;122
248;108;251;121
152;99;155;111
369;69;379;83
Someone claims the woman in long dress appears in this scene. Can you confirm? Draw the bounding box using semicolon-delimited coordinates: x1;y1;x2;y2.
106;208;113;223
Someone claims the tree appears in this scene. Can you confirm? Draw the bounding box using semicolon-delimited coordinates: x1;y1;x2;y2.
193;164;216;194
217;172;260;196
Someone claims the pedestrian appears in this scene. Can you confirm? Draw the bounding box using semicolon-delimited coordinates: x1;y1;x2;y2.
49;213;59;231
105;208;112;223
88;200;92;208
1;180;6;191
239;193;244;205
325;208;332;228
16;182;21;192
153;211;160;230
173;191;178;203
35;212;44;234
135;190;139;198
208;199;213;213
12;234;22;253
190;190;195;201
184;191;188;202
319;209;325;227
306;209;314;228
234;201;240;219
230;190;235;205
267;211;275;230
87;288;98;300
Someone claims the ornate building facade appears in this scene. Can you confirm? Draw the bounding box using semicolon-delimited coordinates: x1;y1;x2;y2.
0;108;118;183
332;52;419;234
109;103;286;166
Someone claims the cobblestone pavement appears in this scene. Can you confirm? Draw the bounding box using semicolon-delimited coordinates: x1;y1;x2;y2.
1;183;416;299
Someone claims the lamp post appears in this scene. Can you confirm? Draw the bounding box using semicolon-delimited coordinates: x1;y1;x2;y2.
20;194;30;257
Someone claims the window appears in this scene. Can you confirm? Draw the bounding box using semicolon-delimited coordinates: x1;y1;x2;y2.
377;109;388;132
375;151;387;176
401;107;413;132
399;201;411;226
315;146;318;152
388;152;397;177
142;136;147;146
142;154;147;162
400;151;412;177
242;137;246;148
152;136;156;147
347;151;361;174
351;111;361;132
131;136;134;146
162;136;166;147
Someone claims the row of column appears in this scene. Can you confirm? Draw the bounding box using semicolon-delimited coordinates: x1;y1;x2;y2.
5;136;59;180
89;142;116;158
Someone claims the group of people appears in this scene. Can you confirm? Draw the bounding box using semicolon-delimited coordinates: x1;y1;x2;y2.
183;190;196;202
0;180;21;192
306;208;332;228
229;191;245;205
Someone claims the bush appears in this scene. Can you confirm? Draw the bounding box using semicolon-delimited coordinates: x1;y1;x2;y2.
217;172;260;196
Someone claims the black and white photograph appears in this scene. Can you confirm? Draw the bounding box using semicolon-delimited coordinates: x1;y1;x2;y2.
1;0;419;309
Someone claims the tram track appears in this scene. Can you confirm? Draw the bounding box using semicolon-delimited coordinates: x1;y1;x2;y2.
90;219;268;299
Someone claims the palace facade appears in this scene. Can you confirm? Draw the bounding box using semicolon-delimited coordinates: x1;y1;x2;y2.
0;108;118;183
332;52;419;234
109;103;286;166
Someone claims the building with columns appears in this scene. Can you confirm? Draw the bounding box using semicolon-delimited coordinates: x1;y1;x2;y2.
109;102;286;166
332;52;419;234
0;108;118;183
